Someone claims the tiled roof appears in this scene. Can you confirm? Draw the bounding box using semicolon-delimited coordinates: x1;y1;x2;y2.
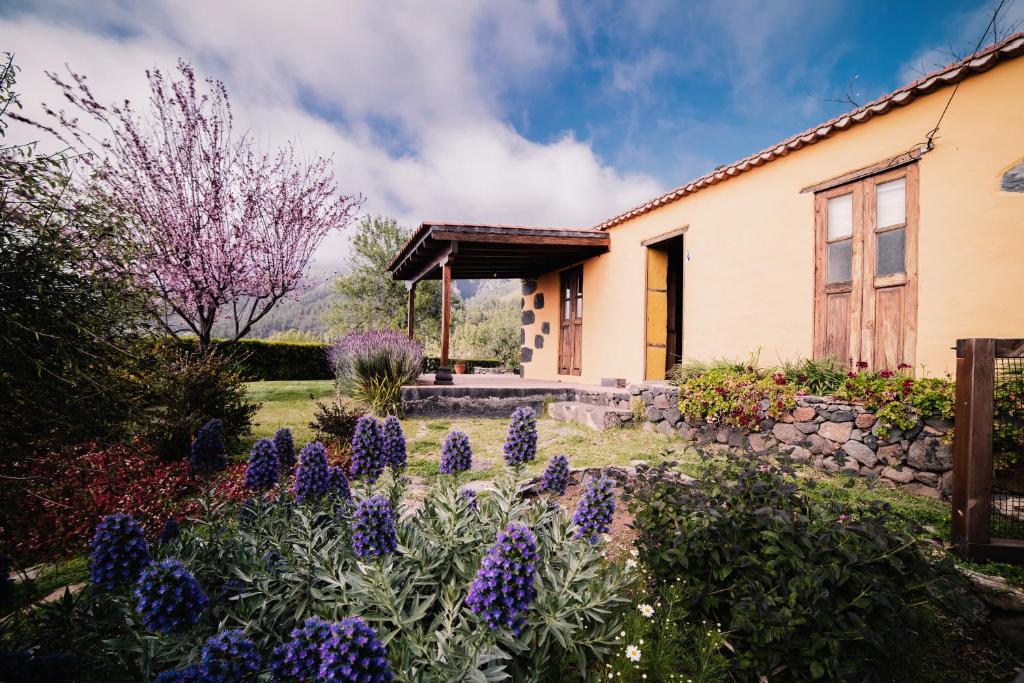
597;32;1024;230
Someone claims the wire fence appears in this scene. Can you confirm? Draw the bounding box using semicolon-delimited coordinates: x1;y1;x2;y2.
990;355;1024;540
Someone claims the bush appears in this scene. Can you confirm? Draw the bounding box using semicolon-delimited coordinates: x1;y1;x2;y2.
330;331;423;415
138;345;259;459
835;365;954;435
625;454;938;681
159;338;332;381
780;356;847;395
309;395;365;455
422;357;506;374
16;438;634;682
0;442;195;563
675;365;797;430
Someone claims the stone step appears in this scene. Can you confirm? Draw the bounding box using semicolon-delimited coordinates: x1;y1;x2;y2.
572;388;633;410
547;401;634;430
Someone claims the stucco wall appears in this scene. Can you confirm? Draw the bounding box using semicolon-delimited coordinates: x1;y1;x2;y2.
521;57;1024;384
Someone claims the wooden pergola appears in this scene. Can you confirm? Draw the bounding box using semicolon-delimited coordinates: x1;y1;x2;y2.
387;222;610;384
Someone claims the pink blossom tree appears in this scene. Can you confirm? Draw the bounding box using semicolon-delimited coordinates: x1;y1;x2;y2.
23;60;361;352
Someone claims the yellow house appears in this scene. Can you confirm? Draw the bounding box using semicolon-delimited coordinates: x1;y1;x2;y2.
389;33;1024;385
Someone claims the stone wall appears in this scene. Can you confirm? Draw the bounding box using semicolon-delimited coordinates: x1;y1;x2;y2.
628;382;954;499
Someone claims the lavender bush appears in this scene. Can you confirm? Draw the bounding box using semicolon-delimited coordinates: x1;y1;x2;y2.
330;330;423;415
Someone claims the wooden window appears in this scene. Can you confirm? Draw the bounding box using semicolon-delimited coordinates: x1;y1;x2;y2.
813;164;918;370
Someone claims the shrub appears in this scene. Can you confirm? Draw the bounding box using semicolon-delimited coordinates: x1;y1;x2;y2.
309;396;365;453
0;442;195;563
780;356;847;395
675;364;797;431
190;418;228;476
88;513;152;591
625;453;938;680
995;365;1024;464
17;435;633;682
836;365;954;435
138;345;259;460
150;338;333;381
330;331;423;415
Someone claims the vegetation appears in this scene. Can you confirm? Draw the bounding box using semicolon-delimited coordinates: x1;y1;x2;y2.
450;280;522;368
675;364;797;431
330;330;424;415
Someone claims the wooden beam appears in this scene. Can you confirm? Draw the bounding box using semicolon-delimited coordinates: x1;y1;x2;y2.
431;230;608;247
406;281;416;340
439;257;452;368
402;240;455;284
800;149;923;194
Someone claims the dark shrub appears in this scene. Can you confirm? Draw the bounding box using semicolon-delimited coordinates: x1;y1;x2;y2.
309;396;364;452
625;453;936;681
139;345;259;459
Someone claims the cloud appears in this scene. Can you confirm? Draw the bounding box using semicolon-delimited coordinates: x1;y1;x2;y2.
1;0;662;265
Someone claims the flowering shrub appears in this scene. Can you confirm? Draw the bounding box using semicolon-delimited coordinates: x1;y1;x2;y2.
135;558;207;634
351;496;398;559
350;415;386;483
244;438;279;491
190;418;228;476
292;441;330;503
273;427;296;470
439;431;472;474
572;476;616;543
503;406;538;468
466;523;539;636
330;330;423;415
88;513;152;590
199;629;261;683
270;616;334;682
539;454;570;496
0;441;194;562
836;365;954;434
320;617;393;682
625;453;940;680
381;415;407;472
327;466;352;501
675;365;797;430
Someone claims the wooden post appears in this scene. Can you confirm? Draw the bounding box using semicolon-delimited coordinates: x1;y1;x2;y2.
434;257;454;385
406;281;416;340
952;338;996;558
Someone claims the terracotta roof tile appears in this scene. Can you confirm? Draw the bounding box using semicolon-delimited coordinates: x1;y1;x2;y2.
597;32;1024;230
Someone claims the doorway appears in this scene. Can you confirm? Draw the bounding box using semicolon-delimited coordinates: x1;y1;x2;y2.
558;265;583;375
644;231;685;380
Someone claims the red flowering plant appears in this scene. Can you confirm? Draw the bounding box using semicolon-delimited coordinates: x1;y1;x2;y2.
0;442;196;563
676;365;797;431
835;362;954;435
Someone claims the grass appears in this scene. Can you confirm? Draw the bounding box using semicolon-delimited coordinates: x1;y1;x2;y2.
4;556;89;616
245;380;689;484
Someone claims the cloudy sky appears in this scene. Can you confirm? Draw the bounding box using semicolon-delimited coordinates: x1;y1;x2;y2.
2;0;1019;265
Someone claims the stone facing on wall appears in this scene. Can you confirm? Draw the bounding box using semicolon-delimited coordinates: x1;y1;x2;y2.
627;383;954;500
1002;160;1024;192
518;279;550;369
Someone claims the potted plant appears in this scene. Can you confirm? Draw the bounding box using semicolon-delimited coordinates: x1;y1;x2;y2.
454;360;467;375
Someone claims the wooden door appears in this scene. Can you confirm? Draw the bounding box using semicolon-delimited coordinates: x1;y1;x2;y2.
558;266;583;375
645;248;669;379
813;164;918;370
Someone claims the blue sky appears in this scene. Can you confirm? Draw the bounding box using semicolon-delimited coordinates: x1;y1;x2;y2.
2;0;1019;264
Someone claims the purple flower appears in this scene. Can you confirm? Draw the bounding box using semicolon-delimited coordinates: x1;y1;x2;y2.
572;476;616;544
439;431;472;474
351;496;398;559
200;628;260;682
330;330;423;389
244;438;279;491
154;665;203;683
318;617;393;682
466;523;538;636
539;454;570;496
134;558;207;634
459;488;478;511
190;418;227;476
159;518;181;546
328;466;351;500
274;427;296;470
88;513;152;590
350;416;386;483
270;616;333;682
293;441;330;503
381;415;407;472
503;406;537;467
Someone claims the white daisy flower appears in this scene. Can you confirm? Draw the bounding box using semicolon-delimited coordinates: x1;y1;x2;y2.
638;603;654;618
625;645;642;662
625;559;638;571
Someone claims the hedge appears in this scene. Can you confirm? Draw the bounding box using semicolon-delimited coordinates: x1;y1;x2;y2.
165;338;332;381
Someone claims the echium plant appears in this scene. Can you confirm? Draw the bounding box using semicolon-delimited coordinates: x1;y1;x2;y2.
270;616;334;682
154;665;203;683
199;629;261;683
88;513;152;590
134;558;207;634
350;415;386;483
459;488;478;511
503;406;537;468
190;418;227;475
293;441;330;503
274;427;296;470
572;476;616;543
539;454;570;496
351;496;398;560
328;466;351;501
319;617;393;682
439;431;472;474
244;438;278;491
466;523;539;636
381;415;407;472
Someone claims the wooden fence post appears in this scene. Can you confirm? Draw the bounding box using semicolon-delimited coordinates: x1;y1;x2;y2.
952;338;996;558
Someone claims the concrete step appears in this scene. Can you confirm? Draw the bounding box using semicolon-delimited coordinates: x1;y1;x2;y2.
548;401;634;430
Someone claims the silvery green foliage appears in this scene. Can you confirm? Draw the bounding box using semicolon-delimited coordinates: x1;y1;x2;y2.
23;470;632;682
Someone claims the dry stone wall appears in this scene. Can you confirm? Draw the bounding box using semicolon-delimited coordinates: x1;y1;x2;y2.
628;382;954;500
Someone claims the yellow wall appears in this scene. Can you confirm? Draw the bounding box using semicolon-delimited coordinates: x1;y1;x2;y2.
524;57;1024;383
